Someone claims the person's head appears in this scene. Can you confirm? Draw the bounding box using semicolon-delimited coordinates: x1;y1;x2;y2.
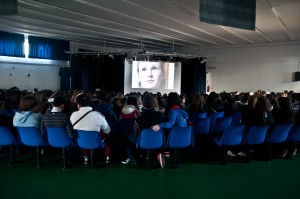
137;61;164;89
53;96;66;110
126;96;138;108
19;96;38;111
76;93;90;108
142;93;156;109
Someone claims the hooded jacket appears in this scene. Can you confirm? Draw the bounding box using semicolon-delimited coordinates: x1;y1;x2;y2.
13;111;42;128
120;105;139;119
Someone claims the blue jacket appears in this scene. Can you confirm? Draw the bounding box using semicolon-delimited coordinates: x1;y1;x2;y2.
159;108;188;129
13;111;42;128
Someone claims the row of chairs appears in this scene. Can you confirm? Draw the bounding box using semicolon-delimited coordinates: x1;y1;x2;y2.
1;122;300;170
0;126;104;170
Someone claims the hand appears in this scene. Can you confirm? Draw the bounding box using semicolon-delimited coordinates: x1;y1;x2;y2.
152;125;160;131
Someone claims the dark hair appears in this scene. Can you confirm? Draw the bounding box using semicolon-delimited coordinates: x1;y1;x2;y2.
126;96;138;108
76;94;90;107
143;93;155;109
19;96;37;111
53;96;66;107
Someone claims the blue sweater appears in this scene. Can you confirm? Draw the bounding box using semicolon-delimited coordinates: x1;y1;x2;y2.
13;111;42;128
159;108;188;129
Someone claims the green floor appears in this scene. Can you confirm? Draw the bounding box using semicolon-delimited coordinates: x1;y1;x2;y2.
0;148;299;199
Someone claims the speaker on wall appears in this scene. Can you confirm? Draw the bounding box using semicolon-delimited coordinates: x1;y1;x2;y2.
294;72;300;81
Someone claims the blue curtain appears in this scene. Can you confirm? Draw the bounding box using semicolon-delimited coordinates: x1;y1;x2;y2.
0;31;24;57
59;67;71;91
28;36;70;60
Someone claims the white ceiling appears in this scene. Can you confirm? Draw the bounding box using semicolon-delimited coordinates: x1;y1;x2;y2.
0;0;300;56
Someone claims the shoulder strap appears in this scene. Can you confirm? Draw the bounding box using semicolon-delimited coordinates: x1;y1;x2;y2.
72;110;93;127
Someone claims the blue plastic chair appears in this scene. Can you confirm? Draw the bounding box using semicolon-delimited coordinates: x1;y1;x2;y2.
266;124;293;162
167;126;193;169
46;127;74;169
210;111;225;129
211;117;232;137
138;128;164;170
77;130;104;170
244;125;270;163
228;111;242;126
212;125;245;165
0;126;17;165
193;117;211;136
285;124;300;159
190;112;207;123
16;127;46;168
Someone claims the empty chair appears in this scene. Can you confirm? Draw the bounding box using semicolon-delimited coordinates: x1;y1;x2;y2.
228;111;242;126
244;125;270;163
167;126;193;169
210;111;225;129
212;125;245;165
16;127;46;168
211;117;232;137
192;117;211;158
46;127;74;169
138;128;164;171
283;124;300;159
0;126;17;165
266;124;293;162
190;112;207;122
77;130;104;170
193;117;211;136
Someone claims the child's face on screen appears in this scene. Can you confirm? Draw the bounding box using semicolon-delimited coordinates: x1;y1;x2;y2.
138;62;164;89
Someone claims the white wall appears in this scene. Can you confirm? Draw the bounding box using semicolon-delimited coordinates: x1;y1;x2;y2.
0;56;68;91
205;43;300;93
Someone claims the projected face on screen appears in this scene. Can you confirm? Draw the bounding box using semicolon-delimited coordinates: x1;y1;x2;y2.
137;62;164;89
125;59;181;95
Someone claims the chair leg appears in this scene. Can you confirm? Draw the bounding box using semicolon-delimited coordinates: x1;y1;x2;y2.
223;146;228;165
146;150;152;171
36;146;42;168
62;147;68;170
9;144;16;166
268;143;272;162
90;149;95;170
174;149;180;169
246;145;251;164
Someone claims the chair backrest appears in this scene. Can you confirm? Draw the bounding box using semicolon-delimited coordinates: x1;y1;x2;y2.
192;112;207;119
139;128;164;150
192;117;211;135
244;125;269;145
0;126;17;145
46;127;73;148
228;111;242;126
267;125;293;143
167;126;193;148
222;125;245;146
16;127;45;146
287;124;300;142
210;111;225;127
77;130;103;150
211;117;232;135
118;118;135;136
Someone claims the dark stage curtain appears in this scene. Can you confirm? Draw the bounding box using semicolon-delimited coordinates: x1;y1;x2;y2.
28;36;69;60
0;31;24;57
70;54;124;92
181;58;206;95
59;67;71;91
